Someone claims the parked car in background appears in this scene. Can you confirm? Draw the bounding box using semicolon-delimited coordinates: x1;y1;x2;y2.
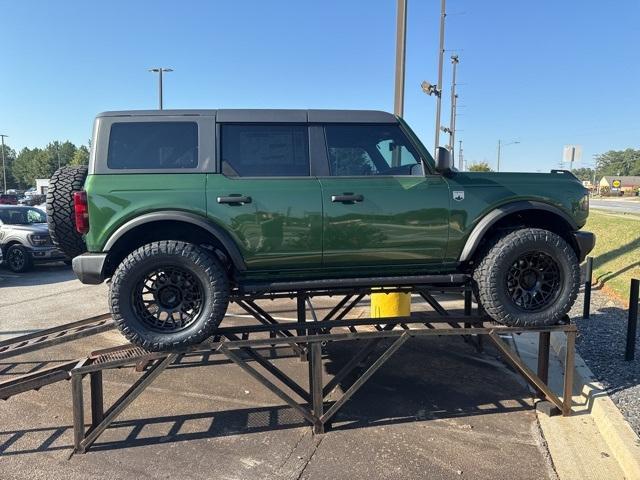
0;194;18;205
19;194;47;206
0;205;69;272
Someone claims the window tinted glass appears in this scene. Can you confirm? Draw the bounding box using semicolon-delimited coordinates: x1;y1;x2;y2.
0;207;46;225
325;125;422;176
107;122;198;169
221;125;309;177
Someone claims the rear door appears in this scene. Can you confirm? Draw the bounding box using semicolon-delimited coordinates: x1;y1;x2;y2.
316;123;450;268
206;123;323;270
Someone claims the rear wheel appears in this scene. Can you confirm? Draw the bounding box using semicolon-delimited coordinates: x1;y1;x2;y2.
473;228;580;327
6;245;33;273
109;240;230;351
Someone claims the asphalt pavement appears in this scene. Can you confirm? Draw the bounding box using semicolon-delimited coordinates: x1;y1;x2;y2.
590;198;640;214
0;264;557;479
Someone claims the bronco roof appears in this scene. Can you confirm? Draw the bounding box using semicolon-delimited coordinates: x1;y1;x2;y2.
96;109;398;124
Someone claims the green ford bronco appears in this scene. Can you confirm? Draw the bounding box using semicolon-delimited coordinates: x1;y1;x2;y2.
46;109;594;351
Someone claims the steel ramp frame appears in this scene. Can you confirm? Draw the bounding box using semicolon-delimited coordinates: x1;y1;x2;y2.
65;289;575;454
0;282;576;455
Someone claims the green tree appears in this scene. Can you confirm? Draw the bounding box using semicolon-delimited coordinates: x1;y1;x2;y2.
571;167;594;182
11;140;80;188
70;145;90;166
595;149;640;177
0;142;17;191
468;161;493;172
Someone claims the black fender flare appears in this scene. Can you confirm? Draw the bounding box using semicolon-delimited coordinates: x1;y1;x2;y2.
458;200;578;262
103;210;247;271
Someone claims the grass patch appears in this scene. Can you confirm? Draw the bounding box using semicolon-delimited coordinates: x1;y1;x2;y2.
583;210;640;303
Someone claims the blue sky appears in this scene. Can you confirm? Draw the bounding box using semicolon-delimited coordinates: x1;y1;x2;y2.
1;0;638;172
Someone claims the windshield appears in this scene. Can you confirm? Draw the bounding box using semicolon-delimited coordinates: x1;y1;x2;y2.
0;208;47;225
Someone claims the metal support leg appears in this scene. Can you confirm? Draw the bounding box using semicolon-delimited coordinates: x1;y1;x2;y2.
310;342;324;434
71;372;85;452
220;344;317;425
537;332;550;398
464;287;472;318
297;294;307;361
76;354;176;453
321;333;410;425
563;330;576;416
488;332;565;413
89;371;104;426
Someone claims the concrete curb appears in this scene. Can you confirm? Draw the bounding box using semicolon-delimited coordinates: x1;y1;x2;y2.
550;332;640;479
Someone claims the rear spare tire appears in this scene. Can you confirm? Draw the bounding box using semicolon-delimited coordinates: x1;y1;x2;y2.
473;228;579;327
46;166;88;259
109;241;230;351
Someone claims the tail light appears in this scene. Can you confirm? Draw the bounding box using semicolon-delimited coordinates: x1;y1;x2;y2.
73;191;90;234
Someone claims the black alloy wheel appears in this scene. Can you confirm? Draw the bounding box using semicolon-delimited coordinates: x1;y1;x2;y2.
506;251;562;311
6;245;33;273
132;266;204;332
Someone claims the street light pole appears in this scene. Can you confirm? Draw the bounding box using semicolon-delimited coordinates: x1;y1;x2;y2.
148;67;173;110
497;139;520;172
0;134;7;193
448;54;459;162
434;0;447;153
393;0;407;117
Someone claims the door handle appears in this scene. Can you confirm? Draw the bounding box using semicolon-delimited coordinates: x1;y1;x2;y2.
331;193;364;203
217;195;252;205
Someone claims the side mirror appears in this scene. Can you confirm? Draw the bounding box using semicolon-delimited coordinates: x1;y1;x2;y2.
435;146;452;173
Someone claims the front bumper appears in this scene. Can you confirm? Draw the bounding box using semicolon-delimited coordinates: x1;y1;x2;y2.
573;231;596;262
72;253;108;284
29;246;66;262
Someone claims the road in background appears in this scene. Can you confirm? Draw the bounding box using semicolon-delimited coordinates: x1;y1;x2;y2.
591;199;640;214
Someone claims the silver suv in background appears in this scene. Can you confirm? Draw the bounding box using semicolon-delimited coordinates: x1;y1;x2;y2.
0;206;69;272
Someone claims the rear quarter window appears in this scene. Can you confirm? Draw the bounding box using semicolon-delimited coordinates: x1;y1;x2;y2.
107;122;198;169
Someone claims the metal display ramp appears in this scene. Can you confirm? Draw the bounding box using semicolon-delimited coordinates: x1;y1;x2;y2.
0;282;576;455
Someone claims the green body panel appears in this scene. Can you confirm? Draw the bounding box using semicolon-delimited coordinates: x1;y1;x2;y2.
205;175;323;270
443;171;589;260
84;169;588;279
318;175;450;266
84;173;207;252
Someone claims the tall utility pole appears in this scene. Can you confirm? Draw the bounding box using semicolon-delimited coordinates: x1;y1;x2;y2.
148;67;173;110
434;0;447;153
448;54;459;162
0;134;8;193
497;139;520;172
393;0;407;117
56;142;61;169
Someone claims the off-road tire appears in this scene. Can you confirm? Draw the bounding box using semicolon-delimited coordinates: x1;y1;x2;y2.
110;241;230;351
5;245;34;273
46;166;88;259
473;228;580;327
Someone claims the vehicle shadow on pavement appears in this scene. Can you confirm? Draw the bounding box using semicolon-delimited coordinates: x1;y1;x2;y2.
0;336;534;456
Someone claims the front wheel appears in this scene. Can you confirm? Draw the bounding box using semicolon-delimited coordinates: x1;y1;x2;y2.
5;245;34;273
109;241;230;351
473;228;580;327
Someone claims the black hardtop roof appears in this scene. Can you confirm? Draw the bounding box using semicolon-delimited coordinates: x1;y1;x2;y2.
96;109;398;124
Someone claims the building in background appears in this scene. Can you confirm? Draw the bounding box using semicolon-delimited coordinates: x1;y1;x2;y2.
35;178;50;195
598;176;640;195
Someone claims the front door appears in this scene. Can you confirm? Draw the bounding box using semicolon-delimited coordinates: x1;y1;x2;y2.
317;123;450;268
206;123;323;271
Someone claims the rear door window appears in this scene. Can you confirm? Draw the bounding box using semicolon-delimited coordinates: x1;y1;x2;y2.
107;122;198;169
220;124;309;177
